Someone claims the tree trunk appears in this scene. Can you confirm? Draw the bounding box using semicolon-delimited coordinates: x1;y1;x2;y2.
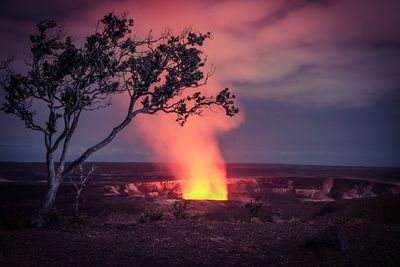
46;151;56;185
32;177;61;227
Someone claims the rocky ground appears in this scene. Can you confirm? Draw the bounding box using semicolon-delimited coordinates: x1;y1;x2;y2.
1;163;400;266
1;218;400;267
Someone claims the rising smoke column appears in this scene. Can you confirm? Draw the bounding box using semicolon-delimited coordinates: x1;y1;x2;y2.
135;83;242;200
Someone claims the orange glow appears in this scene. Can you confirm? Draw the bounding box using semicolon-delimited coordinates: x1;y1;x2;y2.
161;112;231;200
181;161;227;200
183;178;227;200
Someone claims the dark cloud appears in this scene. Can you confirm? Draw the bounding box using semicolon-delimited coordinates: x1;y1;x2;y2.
2;0;399;107
251;0;333;28
0;0;121;22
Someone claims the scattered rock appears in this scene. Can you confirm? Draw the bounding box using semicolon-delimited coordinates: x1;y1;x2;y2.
266;209;285;223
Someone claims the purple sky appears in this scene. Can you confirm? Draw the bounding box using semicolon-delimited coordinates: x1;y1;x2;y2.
0;0;399;166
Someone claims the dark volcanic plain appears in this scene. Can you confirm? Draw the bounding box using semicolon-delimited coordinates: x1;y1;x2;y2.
1;162;400;267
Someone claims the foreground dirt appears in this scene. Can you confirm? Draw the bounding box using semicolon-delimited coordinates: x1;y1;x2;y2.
1;219;400;267
1;163;400;266
1;192;400;266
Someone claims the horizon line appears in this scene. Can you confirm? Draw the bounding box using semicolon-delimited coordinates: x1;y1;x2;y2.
0;161;399;169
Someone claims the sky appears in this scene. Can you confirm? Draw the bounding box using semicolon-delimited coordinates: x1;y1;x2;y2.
0;0;399;167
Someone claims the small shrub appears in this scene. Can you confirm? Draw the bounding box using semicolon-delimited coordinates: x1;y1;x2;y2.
244;196;263;220
173;200;191;219
35;209;89;227
64;215;89;226
265;209;285;223
138;209;164;223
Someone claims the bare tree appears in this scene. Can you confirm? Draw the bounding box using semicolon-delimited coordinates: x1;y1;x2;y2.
68;164;96;217
0;13;238;227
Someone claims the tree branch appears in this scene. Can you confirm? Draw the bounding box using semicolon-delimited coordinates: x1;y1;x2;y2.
62;97;138;176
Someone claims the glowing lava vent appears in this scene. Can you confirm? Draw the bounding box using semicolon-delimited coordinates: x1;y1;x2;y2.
181;163;227;200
